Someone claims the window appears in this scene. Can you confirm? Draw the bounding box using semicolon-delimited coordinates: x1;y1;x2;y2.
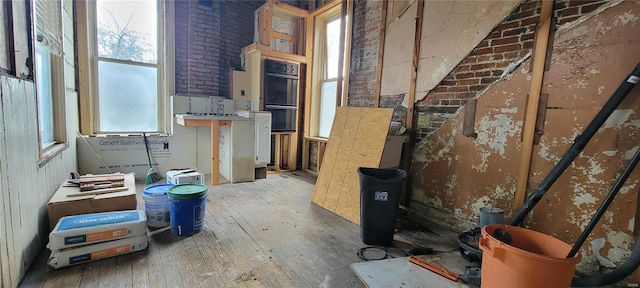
317;16;341;138
34;0;66;155
78;0;174;134
308;4;349;139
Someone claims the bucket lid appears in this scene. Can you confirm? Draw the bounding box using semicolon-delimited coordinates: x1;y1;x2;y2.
143;183;175;196
168;184;208;199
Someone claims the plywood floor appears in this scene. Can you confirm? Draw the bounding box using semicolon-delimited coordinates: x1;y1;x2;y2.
19;172;368;288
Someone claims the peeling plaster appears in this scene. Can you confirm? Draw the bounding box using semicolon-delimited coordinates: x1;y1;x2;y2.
603;109;634;128
413;127;459;165
469;196;492;219
476;114;522;157
629;218;635;232
591;238;616;268
604;228;634;264
624;146;640;160
602;150;617;157
572;192;597;207
432;58;451;83
597;85;605;95
613;10;639;26
619;180;638;195
577;79;588;88
500;107;518;113
445;174;457;197
568;210;593;231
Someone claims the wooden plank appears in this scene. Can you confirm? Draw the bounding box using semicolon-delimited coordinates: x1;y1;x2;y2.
0;77;10;288
311;107;349;205
374;0;389;108
400;0;424;206
274;134;282;171
323;107;364;212
335;108;393;224
513;0;554;213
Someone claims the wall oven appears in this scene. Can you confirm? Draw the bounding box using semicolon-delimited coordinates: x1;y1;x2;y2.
264;59;298;132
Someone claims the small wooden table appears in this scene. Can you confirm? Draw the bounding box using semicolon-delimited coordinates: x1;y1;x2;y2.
175;114;249;185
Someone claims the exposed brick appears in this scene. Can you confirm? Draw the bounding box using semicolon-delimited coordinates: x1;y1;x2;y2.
471;63;496;70
491;36;520;46
581;2;605;14
493;44;522;53
558;7;580;18
448;86;469;92
494;21;520;31
470;47;494;56
521;16;540;26
458;79;480;86
456;72;475;79
481;77;500;84
503;27;527;37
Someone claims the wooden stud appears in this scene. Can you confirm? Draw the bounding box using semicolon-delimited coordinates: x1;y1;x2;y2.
533;93;548;145
374;0;388;108
513;0;554;214
399;0;424;205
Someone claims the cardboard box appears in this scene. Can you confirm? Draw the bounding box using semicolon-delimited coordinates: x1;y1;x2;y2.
47;173;137;230
48;235;148;269
166;169;204;185
48;210;147;250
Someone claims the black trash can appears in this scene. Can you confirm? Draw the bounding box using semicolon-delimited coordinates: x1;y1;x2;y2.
358;167;407;246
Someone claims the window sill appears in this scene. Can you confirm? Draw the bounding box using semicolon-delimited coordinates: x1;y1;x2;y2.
38;142;69;168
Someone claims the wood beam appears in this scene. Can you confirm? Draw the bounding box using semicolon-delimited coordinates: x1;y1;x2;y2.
513;0;554;214
400;0;424;206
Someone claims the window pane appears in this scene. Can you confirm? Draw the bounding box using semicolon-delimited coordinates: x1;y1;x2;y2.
96;0;157;63
36;44;55;147
318;81;337;138
325;18;341;79
98;61;158;132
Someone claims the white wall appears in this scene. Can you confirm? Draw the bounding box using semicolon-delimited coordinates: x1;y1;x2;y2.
0;1;78;287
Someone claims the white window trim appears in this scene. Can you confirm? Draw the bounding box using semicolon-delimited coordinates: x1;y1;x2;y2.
32;0;68;166
77;0;175;135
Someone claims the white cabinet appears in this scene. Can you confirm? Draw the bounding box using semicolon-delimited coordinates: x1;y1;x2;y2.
219;119;255;183
253;112;272;166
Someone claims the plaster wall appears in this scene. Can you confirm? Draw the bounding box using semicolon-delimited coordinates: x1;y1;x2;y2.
411;1;640;276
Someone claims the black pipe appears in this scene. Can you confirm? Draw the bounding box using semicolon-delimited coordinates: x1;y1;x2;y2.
572;233;640;287
568;146;640;258
510;63;640;226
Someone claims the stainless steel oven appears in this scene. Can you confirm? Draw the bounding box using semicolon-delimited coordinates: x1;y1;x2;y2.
264;59;298;131
264;106;297;132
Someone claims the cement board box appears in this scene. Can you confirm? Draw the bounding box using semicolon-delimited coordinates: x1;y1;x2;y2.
47;173;137;230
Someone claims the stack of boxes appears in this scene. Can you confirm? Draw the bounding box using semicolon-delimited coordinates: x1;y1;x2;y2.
47;210;148;269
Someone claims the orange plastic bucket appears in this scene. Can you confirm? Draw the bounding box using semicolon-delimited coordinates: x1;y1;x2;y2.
479;224;581;288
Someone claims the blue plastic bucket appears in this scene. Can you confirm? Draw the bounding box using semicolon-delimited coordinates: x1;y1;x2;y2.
168;184;208;236
143;184;174;228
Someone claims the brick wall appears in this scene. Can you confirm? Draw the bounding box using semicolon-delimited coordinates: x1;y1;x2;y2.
348;0;383;108
175;1;262;96
414;0;609;141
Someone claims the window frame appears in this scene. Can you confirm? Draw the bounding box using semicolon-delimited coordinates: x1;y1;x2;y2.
76;0;175;135
32;0;68;165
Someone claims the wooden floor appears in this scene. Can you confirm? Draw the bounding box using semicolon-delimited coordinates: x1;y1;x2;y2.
19;172;369;288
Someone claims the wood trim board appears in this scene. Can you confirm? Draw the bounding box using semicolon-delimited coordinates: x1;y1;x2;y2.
311;107;393;224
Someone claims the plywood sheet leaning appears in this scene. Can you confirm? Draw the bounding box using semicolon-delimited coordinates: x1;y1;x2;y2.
311;107;393;224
